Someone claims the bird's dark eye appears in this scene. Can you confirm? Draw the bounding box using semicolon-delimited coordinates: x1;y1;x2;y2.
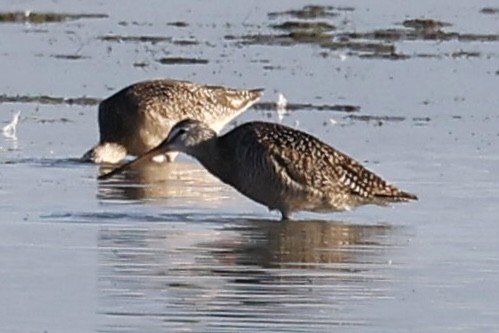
176;128;187;136
167;127;187;142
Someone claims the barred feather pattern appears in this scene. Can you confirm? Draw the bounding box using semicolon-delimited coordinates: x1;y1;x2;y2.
85;79;262;163
196;121;417;218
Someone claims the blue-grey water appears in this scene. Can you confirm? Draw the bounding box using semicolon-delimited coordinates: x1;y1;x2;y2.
1;0;498;332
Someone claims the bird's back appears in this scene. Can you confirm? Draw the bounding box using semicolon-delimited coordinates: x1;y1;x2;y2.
213;121;416;215
98;79;262;154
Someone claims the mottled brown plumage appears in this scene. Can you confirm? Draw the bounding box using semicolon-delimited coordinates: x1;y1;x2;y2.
82;79;263;163
99;119;417;220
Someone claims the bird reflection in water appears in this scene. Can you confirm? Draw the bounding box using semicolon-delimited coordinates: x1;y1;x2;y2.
209;219;395;270
98;218;405;331
96;160;233;206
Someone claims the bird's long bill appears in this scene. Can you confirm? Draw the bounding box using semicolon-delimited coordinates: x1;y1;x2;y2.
97;145;168;180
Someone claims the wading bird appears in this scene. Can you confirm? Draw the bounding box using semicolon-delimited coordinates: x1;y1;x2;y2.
82;79;263;163
99;119;417;220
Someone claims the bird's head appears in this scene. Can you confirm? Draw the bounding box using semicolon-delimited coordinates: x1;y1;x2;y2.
98;119;217;180
161;119;217;155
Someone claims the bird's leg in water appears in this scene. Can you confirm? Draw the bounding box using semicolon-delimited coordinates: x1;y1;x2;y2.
280;210;291;221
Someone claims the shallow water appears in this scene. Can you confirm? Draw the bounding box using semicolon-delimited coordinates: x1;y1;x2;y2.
1;0;499;332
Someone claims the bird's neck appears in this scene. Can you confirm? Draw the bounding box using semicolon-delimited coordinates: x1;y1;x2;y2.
189;139;234;185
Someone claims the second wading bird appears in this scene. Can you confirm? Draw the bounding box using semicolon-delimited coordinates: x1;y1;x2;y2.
99;119;418;220
82;79;263;164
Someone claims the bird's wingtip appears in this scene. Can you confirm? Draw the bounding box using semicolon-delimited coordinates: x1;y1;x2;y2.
250;88;264;97
399;191;418;201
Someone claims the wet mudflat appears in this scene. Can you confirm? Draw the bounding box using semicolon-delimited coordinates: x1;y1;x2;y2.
1;0;498;332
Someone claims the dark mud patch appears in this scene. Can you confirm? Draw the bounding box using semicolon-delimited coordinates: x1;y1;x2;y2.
397;50;481;60
344;115;432;125
0;94;101;106
229;5;396;58
133;62;149;68
167;21;189;27
0;11;108;24
234;32;396;57
157;57;209;65
345;115;406;123
232;11;499;59
272;21;335;32
262;65;285;70
51;54;89;60
268;5;353;20
35;117;74;124
254;102;359;113
358;52;409;60
268;21;336;43
480;7;499;15
117;21;152;27
98;35;171;44
413;117;431;122
321;40;395;54
402;19;451;32
339;19;499;43
450;51;481;58
231;32;326;46
172;40;200;46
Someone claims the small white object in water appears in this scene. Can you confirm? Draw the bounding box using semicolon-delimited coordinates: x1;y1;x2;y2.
329;118;338;125
277;93;287;109
2;111;21;139
338;53;348;61
276;93;288;122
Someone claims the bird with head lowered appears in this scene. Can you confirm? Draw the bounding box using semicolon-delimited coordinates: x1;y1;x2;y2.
99;119;417;220
82;79;263;164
